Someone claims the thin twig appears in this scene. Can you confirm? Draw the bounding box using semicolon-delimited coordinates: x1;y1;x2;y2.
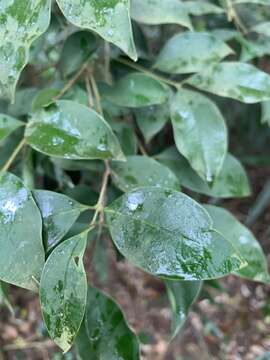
85;72;94;108
137;137;148;156
226;0;248;34
3;339;55;351
1;138;27;172
90;74;104;116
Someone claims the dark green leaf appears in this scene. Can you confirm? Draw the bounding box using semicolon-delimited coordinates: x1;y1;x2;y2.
40;231;88;352
109;122;138;155
0;114;23;142
106;187;245;280
32;88;60;112
0;281;13;314
0;172;44;291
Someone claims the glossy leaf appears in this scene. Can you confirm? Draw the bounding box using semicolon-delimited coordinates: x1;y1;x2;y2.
170;89;227;182
155;32;232;74
103;73;170;108
40;231;88;352
0;172;44;291
187;62;270;104
0;114;23;142
76;286;140;359
261;101;270;126
0;0;51;101
56;0;137;61
131;0;192;29
111;155;180;192
106;187;245;280
33;190;88;251
166;280;202;339
205;205;270;283
156;147;251;198
25;100;125;161
183;1;224;15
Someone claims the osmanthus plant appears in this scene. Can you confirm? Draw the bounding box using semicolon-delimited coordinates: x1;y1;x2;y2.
0;0;270;357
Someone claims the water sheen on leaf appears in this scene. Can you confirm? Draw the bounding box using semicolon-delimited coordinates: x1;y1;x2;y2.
25;100;125;161
76;286;140;359
0;172;44;291
0;114;23;142
106;187;245;280
40;231;88;353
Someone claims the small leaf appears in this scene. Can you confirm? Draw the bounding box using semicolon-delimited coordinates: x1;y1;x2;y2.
183;1;224;15
0;172;44;291
25;100;125;161
0;0;51;102
170;89;227;182
131;0;192;29
166;280;202;339
187;62;270;103
111;155;180;192
109;121;138;155
76;286;140;359
40;231;88;352
33;190;88;251
204;205;270;283
32;88;60;112
56;0;137;60
106;187;245;280
0;114;24;142
155;32;232;74
157;147;251;198
261;101;270;126
252;22;270;37
103;73;170;108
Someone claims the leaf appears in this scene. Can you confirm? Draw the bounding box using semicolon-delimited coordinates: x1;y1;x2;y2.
187;62;270;103
7;88;37;117
183;1;224;15
109;121;138;155
0;281;13;314
238;36;270;62
166;280;202;339
252;22;270;37
111;155;180;192
40;231;88;352
261;101;270;126
156;147;251;198
33;190;88;251
204;205;270;283
0;172;44;291
56;0;137;61
32;88;60;112
106;187;245;280
154;32;232;74
232;0;270;4
131;0;192;29
76;286;140;360
25;100;125;161
103;73;170;108
170;89;227;182
0;114;23;142
0;0;51;102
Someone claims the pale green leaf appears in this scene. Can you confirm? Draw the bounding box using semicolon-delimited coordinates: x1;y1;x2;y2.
183;1;224;15
252;22;270;37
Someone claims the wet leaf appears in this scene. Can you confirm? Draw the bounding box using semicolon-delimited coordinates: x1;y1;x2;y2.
261;101;270;126
155;32;232;74
166;280;202;339
33;190;88;251
76;286;140;359
56;0;137;60
111;155;180;192
0;114;24;142
187;62;270;103
183;1;224;15
205;205;270;283
103;73;170;108
170;89;227;182
40;231;88;353
25;100;125;161
131;0;192;29
106;187;245;280
109;121;137;155
0;0;51;101
0;172;44;291
156;147;251;198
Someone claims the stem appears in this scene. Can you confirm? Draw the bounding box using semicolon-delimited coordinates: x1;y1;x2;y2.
3;340;55;351
226;0;248;34
1;138;26;172
90;74;104;116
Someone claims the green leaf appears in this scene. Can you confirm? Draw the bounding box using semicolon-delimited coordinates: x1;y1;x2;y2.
103;73;170;108
111;155;180;192
0;0;51;102
76;286;140;359
187;62;270;104
40;231;88;352
0;114;23;142
109;121;138;155
252;22;270;37
0;281;13;314
261;101;270;126
33;190;88;251
154;32;232;74
156;147;251;198
232;0;270;4
204;205;270;283
25;100;125;161
56;0;137;61
7;88;37;117
31;88;60;112
183;1;224;15
131;0;192;29
238;36;270;62
166;280;202;339
0;172;44;291
106;187;245;280
170;89;227;182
